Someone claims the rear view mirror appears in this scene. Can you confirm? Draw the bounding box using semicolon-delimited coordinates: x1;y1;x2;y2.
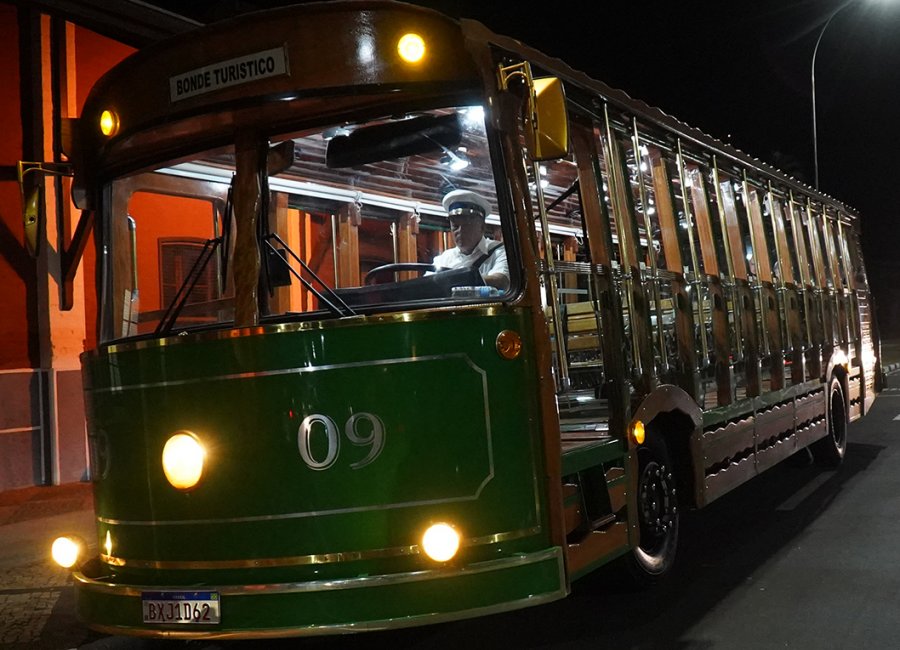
326;113;461;168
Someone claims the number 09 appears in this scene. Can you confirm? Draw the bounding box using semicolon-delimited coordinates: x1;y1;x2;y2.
297;412;385;470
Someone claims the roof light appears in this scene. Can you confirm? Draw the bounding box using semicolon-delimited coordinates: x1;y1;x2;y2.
99;109;119;137
462;106;485;128
397;33;426;63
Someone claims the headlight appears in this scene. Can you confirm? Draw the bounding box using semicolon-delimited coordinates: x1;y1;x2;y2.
51;535;85;569
421;522;461;562
162;431;206;490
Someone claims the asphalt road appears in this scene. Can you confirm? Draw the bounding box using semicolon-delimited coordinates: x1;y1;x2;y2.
15;376;900;650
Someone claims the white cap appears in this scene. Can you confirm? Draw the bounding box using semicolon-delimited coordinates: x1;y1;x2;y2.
442;189;492;218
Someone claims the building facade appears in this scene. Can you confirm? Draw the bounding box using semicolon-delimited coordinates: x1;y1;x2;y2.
0;0;196;491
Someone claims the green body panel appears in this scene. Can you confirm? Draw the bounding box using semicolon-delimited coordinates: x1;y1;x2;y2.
78;307;565;633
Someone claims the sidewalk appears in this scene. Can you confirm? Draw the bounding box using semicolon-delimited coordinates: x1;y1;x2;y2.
0;482;94;649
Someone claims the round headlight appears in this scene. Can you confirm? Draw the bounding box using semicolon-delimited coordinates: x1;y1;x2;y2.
51;535;84;569
162;432;206;490
421;522;461;562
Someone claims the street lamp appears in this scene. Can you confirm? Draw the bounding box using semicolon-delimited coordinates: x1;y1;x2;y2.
811;0;895;189
811;4;852;190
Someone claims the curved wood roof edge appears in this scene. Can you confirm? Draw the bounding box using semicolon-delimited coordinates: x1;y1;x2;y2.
460;16;860;220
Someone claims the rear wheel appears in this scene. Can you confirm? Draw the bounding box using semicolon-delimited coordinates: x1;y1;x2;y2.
811;376;848;467
622;433;679;586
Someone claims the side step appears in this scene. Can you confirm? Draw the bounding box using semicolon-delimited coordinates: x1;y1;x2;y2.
561;432;631;578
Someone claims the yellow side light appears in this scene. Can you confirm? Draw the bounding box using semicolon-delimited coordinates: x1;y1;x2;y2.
99;109;120;137
496;330;522;360
631;420;646;445
397;33;426;63
51;535;84;569
422;522;460;562
162;432;206;490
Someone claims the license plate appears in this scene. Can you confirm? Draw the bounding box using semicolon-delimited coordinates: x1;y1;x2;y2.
141;591;220;624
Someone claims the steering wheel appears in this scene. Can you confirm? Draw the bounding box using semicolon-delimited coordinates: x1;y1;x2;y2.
364;262;437;285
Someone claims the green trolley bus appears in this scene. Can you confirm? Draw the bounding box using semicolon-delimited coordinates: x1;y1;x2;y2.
48;0;881;638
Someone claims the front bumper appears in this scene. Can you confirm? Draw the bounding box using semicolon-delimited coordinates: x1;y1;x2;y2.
73;547;566;639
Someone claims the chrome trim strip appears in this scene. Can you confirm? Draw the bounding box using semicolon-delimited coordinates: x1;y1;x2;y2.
98;491;478;526
89;352;479;395
88;305;513;356
99;526;542;570
76;545;563;598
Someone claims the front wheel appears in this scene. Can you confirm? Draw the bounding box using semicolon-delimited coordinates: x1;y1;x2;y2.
811;376;848;467
622;433;679;586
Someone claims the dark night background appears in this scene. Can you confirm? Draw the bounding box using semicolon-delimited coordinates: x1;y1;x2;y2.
148;0;900;335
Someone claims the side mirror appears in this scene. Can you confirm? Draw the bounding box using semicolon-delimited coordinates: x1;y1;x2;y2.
18;160;73;258
23;187;40;258
526;77;568;161
498;63;569;162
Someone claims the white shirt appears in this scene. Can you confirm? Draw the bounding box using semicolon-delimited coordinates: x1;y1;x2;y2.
431;237;508;281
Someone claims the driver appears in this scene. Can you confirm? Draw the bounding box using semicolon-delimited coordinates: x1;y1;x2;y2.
431;189;509;290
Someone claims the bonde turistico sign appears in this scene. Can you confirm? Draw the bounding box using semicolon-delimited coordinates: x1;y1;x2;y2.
169;46;290;102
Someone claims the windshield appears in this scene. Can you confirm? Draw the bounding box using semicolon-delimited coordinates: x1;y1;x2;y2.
100;104;509;342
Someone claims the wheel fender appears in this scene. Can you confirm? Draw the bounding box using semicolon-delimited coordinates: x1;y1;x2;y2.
631;384;702;439
630;384;703;508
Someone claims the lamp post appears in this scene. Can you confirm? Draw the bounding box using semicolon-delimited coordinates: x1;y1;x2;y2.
811;5;850;190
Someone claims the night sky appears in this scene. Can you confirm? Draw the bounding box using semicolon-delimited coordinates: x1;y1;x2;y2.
431;0;900;263
150;0;900;308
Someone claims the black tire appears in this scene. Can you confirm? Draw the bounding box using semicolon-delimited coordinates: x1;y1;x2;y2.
622;433;679;587
811;375;848;467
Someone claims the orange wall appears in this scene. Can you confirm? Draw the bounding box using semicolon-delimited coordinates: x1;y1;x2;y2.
0;5;29;369
0;12;135;368
130;192;217;312
74;25;134;112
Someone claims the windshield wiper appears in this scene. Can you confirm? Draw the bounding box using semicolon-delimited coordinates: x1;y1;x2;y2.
263;232;356;317
155;237;222;336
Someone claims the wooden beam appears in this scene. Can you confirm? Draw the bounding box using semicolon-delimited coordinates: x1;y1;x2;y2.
232;131;265;327
15;0;201;48
396;212;418;281
337;202;360;288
